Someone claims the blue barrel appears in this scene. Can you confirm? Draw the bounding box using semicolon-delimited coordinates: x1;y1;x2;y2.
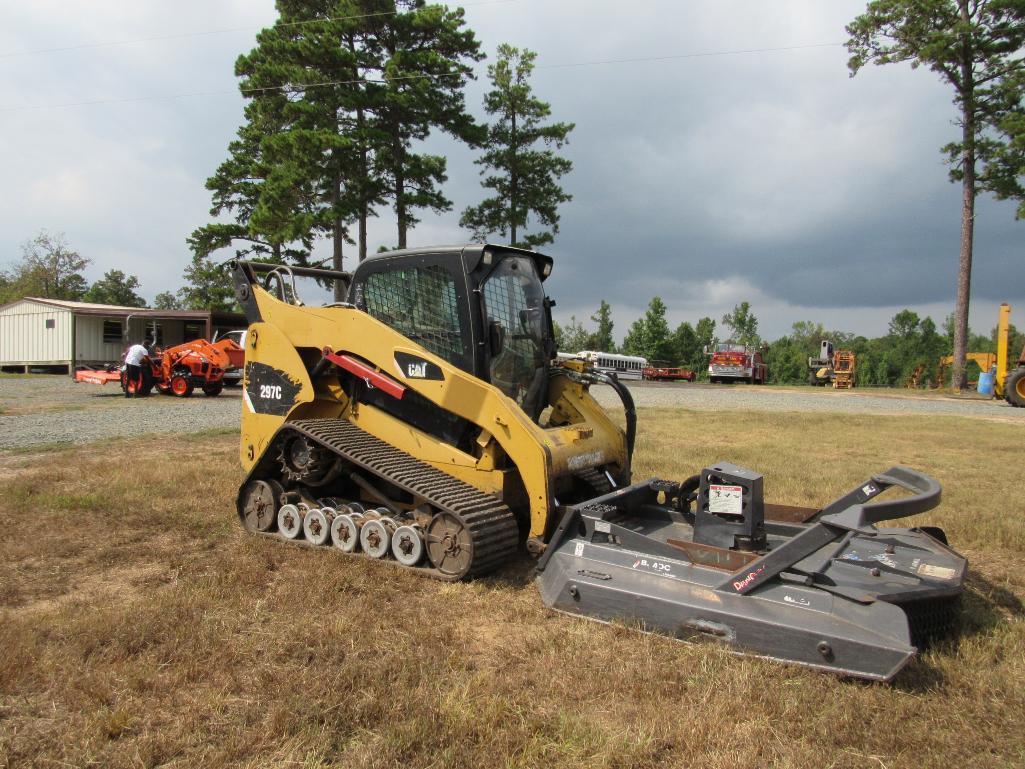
978;369;995;395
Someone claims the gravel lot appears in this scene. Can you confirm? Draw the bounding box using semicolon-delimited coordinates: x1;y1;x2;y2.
1;374;1021;451
590;380;1025;422
0;375;242;450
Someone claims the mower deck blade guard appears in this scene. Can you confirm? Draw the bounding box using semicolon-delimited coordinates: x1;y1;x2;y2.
536;468;966;681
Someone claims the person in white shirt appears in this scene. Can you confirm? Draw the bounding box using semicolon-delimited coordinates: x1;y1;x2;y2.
123;341;151;398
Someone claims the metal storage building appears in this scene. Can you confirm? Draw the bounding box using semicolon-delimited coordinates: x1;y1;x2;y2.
0;297;245;373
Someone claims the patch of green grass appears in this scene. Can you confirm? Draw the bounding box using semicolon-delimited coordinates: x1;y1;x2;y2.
4;441;76;455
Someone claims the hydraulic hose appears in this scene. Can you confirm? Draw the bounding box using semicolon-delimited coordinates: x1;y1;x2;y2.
599;372;637;467
553;367;637;469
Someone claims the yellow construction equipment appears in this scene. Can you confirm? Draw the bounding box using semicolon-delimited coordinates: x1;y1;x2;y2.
832;350;856;389
226;245;968;681
932;303;1023;405
935;352;996;390
904;363;926;389
995;303;1025;407
807;340;856;388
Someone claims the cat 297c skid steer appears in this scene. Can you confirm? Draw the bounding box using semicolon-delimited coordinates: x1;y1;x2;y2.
232;244;966;681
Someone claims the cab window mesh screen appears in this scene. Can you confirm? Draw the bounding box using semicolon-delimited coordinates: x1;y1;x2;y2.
364;265;467;367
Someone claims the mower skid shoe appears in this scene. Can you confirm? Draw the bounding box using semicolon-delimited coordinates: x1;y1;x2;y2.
539;540;915;680
536;473;967;682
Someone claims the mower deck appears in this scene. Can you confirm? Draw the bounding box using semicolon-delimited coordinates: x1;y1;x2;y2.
537;464;965;681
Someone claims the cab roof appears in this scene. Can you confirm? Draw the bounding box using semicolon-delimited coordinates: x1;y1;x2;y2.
357;243;554;282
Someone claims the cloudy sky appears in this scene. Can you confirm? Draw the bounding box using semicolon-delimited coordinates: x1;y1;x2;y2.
1;0;1021;341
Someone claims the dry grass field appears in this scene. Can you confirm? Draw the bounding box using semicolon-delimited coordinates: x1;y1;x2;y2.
1;409;1023;768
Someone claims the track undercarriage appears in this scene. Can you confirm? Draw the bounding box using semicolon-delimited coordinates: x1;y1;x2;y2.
238;418;520;581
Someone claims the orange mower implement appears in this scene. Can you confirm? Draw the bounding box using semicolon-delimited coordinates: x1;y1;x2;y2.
74;337;244;397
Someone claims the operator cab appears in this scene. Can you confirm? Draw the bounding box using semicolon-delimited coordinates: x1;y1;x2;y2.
348;244;556;420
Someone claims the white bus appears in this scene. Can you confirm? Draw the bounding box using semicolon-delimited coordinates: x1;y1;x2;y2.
575;350;648;380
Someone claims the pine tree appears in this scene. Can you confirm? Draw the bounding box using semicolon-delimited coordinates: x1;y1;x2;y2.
376;2;483;249
847;0;1025;389
188;109;315;265
461;45;574;248
588;300;615;352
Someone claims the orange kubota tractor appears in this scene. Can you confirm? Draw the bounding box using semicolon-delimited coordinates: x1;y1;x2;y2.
75;337;244;397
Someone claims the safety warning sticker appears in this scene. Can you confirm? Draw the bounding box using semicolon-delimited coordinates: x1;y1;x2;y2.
708;484;743;515
917;563;957;580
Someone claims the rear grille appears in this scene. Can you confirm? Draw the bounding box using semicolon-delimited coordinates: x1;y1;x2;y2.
898;596;961;648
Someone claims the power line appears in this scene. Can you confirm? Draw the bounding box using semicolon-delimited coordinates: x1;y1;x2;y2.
0;0;518;59
0;42;845;113
541;42;843;69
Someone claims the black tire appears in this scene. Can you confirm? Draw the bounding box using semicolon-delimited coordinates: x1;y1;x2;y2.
1006;367;1025;408
170;374;194;397
202;382;223;397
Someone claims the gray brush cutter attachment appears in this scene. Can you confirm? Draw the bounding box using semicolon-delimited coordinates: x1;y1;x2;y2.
537;463;966;681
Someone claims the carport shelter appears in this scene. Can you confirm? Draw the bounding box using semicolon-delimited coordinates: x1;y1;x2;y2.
0;297;245;373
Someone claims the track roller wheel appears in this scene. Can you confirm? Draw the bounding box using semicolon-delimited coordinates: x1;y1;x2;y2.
391;523;425;567
303;508;334;546
277;503;304;539
202;381;223;397
240;479;283;532
360;518;395;559
170;374;193;397
425;512;474;579
331;511;364;552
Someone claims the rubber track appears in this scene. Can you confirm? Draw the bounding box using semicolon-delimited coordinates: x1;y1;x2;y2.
285;418;519;578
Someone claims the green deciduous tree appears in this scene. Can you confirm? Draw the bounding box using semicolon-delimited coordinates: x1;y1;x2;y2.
178;254;238;312
721;301;760;346
83;270;146;307
460;44;574;248
1;231;90;301
671;321;701;369
153;291;182;310
622;297;675;362
559;315;592;353
847;0;1025;389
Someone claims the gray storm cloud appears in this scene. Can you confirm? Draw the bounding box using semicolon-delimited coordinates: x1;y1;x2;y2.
1;0;1020;338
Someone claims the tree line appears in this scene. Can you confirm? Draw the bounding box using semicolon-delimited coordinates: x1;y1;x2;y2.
0;231;148;308
5;230;1021;388
555;296;1024;388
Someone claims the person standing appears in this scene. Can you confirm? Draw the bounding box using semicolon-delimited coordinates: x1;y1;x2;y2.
123;340;150;398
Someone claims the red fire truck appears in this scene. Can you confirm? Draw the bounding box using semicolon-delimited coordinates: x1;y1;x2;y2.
707;342;767;384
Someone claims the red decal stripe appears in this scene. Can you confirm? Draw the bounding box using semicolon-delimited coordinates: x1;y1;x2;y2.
322;349;406;400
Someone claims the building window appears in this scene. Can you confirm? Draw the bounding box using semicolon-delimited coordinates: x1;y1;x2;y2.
184;322;204;341
45;319;55;329
102;320;123;344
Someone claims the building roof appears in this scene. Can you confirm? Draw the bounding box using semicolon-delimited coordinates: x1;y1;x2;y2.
3;296;245;322
24;297;146;312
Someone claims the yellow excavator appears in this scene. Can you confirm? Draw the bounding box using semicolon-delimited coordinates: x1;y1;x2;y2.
230;245;967;681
